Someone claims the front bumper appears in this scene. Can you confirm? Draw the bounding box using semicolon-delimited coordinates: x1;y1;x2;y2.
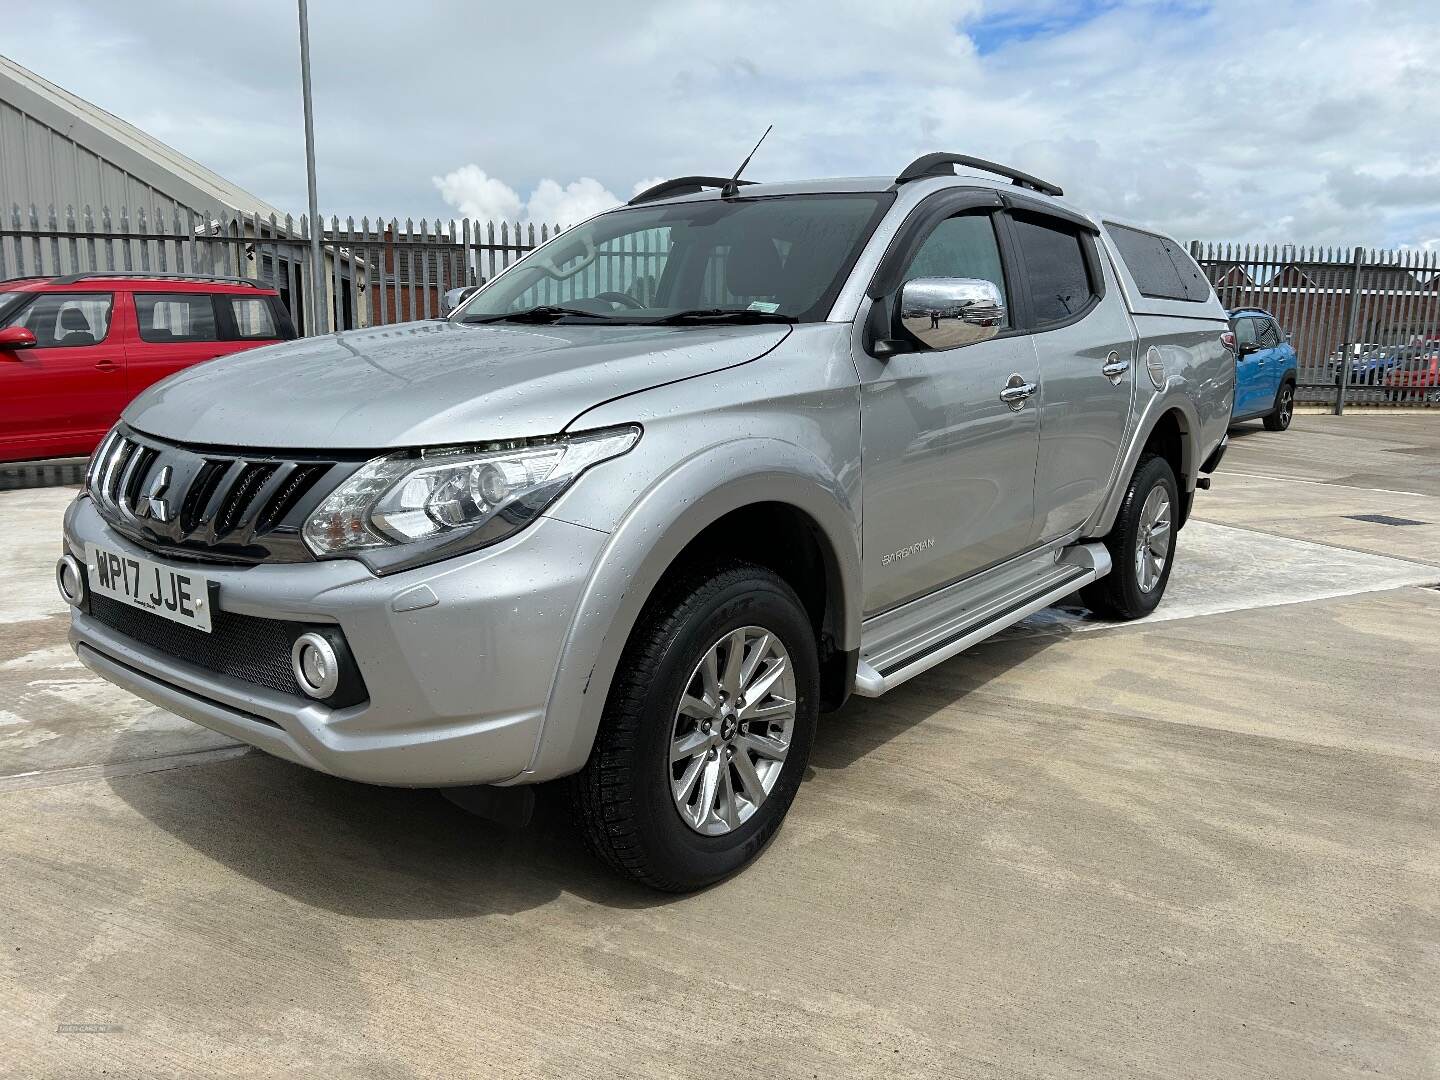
64;495;606;787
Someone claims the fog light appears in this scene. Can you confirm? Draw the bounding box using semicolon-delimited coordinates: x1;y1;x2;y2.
291;632;340;699
56;555;85;606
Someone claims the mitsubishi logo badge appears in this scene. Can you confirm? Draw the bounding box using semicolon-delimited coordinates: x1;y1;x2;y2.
138;465;173;522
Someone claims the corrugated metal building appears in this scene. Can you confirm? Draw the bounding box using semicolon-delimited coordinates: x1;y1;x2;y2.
0;52;283;220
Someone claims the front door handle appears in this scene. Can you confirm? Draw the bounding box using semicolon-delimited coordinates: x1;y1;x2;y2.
94;357;119;372
999;373;1039;410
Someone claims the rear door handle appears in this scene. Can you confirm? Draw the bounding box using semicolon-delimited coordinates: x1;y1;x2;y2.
999;374;1039;410
94;357;119;372
1101;355;1130;378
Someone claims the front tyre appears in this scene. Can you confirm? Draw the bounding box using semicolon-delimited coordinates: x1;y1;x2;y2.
1081;454;1179;621
572;562;818;892
1263;380;1295;431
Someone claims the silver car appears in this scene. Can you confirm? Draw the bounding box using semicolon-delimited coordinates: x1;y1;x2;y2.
60;153;1233;890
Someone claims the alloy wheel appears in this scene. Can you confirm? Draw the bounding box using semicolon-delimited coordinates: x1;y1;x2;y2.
669;626;796;836
1279;386;1293;427
1134;486;1172;594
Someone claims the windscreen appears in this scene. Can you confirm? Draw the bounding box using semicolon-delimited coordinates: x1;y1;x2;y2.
0;291;27;321
455;193;892;324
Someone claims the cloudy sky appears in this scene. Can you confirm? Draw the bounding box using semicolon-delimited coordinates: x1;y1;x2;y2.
6;0;1438;246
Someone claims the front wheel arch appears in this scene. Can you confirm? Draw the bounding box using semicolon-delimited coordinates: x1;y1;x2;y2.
525;442;861;785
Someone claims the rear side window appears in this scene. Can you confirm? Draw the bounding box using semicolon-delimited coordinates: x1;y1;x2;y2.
4;293;113;347
135;293;218;343
1257;318;1282;348
227;296;280;339
1168;243;1212;302
1010;213;1095;326
1107;224;1212;302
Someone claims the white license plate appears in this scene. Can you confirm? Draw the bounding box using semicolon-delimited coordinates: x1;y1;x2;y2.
86;543;214;632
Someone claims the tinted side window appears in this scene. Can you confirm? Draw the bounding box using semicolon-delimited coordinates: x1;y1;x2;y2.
1107;224;1187;300
4;293;113;347
1010;213;1094;326
227;296;279;339
1106;223;1211;302
135;293;218;343
1257;318;1282;348
900;213;1009;328
1166;241;1212;302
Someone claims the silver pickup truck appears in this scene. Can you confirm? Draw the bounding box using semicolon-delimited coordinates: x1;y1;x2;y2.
60;153;1233;890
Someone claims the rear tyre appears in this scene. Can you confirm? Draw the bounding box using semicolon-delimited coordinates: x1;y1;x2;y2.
1263;380;1295;431
1080;454;1179;621
571;562;818;892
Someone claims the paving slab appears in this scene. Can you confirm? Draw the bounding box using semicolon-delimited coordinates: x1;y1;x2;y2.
1;416;1438;1078
0;487;236;778
1;588;1436;1079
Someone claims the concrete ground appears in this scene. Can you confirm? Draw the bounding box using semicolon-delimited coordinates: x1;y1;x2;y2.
1;414;1437;1079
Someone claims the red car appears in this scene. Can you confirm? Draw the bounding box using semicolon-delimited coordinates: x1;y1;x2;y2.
1384;337;1440;404
0;273;296;463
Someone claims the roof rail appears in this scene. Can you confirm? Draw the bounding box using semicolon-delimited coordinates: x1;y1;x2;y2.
50;271;263;288
895;153;1063;197
628;176;757;205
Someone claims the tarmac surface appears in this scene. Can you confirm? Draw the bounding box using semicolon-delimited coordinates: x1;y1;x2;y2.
1;412;1437;1078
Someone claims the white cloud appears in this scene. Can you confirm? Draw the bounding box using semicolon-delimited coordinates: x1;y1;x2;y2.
5;0;1439;246
431;166;522;224
432;168;624;227
524;177;623;227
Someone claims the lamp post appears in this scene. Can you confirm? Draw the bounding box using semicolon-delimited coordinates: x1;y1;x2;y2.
297;0;326;334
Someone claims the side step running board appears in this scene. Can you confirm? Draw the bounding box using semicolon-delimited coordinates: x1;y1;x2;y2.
853;542;1110;697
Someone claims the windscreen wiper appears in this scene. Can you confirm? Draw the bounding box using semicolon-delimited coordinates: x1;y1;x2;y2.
651;308;798;325
463;306;617;324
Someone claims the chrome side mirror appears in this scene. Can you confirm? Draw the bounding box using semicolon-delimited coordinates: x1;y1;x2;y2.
442;285;480;317
899;277;1006;350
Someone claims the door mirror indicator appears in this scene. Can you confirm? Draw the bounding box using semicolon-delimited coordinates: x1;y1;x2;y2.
0;326;37;351
1236;341;1260;356
899;277;1005;351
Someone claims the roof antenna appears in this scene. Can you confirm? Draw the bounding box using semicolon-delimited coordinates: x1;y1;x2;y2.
721;125;773;197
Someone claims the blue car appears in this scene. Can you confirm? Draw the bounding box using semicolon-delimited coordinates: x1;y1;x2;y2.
1335;346;1400;387
1228;308;1298;431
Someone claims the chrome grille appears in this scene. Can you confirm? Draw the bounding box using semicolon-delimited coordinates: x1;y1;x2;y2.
89;427;352;564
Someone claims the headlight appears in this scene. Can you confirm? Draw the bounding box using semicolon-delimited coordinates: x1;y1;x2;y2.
303;425;639;571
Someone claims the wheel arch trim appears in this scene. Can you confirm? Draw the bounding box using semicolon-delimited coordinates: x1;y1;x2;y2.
516;438;860;783
1085;393;1203;539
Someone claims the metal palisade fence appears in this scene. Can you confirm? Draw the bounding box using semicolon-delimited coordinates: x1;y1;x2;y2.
2;205;1437;410
0;203;554;336
1190;242;1440;410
